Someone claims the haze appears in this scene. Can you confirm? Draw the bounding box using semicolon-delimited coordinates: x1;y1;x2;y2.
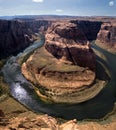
0;0;115;16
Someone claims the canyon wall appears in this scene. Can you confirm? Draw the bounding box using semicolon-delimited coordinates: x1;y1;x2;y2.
71;20;102;41
96;22;116;51
22;19;51;34
72;20;116;53
0;18;115;59
0;19;50;59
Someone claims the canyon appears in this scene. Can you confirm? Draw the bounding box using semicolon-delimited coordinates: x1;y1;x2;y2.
0;16;116;129
0;16;115;104
0;17;115;60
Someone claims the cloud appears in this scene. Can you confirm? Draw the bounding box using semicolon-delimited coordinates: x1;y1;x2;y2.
32;0;44;3
109;1;114;6
55;9;63;12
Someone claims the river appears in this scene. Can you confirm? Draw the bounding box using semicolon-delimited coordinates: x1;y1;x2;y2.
1;39;116;120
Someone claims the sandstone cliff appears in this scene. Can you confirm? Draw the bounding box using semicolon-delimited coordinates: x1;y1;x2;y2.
0;18;115;60
0;19;51;59
96;22;116;52
45;22;96;70
72;20;116;53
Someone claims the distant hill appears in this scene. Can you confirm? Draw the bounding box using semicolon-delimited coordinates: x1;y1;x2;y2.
0;15;116;21
0;15;78;20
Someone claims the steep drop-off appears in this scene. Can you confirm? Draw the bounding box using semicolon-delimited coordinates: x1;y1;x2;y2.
0;19;51;58
96;22;116;52
72;19;116;53
71;20;102;41
0;18;115;59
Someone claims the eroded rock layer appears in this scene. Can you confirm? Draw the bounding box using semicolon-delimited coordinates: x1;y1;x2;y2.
45;22;96;70
96;22;116;52
22;46;107;104
22;21;107;104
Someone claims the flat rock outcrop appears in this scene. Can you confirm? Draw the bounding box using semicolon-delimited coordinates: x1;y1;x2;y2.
22;21;106;104
1;113;116;130
0;114;81;130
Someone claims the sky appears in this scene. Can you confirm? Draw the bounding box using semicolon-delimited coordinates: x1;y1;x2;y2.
0;0;116;16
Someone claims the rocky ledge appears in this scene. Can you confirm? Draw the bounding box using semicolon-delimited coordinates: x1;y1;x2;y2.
22;22;106;104
1;112;116;130
1;97;116;130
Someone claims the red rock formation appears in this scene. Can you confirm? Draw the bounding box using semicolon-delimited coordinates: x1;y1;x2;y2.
21;21;107;104
1;113;116;130
45;22;96;70
96;22;116;51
